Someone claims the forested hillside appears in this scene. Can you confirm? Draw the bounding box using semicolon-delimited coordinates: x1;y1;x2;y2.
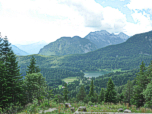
38;36;98;56
1;31;152;113
15;31;152;75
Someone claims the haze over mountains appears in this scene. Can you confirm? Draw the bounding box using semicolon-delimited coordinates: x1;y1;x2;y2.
15;30;152;76
38;30;129;56
84;30;129;49
0;30;129;56
38;36;98;56
15;40;48;55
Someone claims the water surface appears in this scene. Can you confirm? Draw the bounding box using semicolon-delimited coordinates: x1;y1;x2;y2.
84;71;112;78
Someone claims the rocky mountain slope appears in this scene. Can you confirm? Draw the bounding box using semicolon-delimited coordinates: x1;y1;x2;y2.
84;30;129;49
38;36;98;56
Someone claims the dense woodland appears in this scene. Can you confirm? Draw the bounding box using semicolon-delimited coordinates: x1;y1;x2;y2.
0;35;152;113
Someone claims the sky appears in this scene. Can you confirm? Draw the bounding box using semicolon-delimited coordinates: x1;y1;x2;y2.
0;0;152;45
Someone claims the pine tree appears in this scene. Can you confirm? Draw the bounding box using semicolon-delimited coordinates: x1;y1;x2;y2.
1;36;12;63
88;79;94;97
45;86;54;105
4;50;24;108
131;61;147;108
0;34;6;111
26;55;41;75
122;80;133;106
76;85;86;102
98;88;105;104
145;60;152;83
0;36;4;62
0;36;15;111
142;80;152;108
104;78;117;104
23;73;47;103
0;60;9;112
63;83;69;102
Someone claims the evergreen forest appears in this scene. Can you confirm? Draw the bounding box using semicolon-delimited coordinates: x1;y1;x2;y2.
0;34;152;113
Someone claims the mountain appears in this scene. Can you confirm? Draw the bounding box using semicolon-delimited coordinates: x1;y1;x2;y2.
11;45;29;56
84;30;129;49
16;30;152;74
118;32;130;41
38;36;98;56
15;40;48;55
0;38;30;56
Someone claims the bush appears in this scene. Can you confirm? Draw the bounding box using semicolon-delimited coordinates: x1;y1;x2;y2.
88;101;94;106
83;95;90;104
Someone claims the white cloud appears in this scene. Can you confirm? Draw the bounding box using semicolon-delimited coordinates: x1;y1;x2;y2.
124;10;152;35
1;0;148;45
125;0;152;36
127;0;152;10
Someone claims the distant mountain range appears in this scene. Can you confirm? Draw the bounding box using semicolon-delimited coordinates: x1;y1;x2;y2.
84;30;129;49
15;40;48;55
38;30;129;56
15;30;152;74
38;36;98;56
0;30;130;56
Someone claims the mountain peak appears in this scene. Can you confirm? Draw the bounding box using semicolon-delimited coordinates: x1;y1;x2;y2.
118;32;129;40
72;36;82;39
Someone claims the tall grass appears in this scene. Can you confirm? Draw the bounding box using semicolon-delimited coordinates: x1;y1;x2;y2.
1;100;152;113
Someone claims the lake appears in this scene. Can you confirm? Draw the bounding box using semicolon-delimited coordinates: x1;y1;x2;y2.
83;71;112;78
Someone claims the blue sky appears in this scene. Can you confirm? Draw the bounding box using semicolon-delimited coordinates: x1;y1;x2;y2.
0;0;152;45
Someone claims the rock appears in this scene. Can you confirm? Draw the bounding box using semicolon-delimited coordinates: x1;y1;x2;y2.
65;103;71;108
71;107;75;112
117;108;123;112
124;109;131;113
68;104;72;108
78;106;87;112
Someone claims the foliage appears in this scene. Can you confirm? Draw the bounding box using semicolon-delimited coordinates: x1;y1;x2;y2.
83;95;90;104
76;85;86;101
104;78;117;104
63;83;69;102
98;88;105;104
142;80;152;109
88;79;95;97
122;80;133;106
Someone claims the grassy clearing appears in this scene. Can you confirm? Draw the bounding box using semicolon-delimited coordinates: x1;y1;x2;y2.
111;68;122;73
62;77;78;83
58;85;62;89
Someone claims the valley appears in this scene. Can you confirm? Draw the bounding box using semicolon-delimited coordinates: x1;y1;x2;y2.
0;30;152;113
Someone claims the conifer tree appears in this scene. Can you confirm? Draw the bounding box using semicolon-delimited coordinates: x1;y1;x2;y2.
0;36;16;111
122;80;133;106
88;79;94;97
142;80;152;108
4;50;24;107
26;55;41;75
63;83;69;102
0;36;4;61
0;60;9;112
1;36;12;63
23;73;47;103
131;61;147;108
45;86;54;105
104;78;117;104
76;85;86;102
99;88;105;104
